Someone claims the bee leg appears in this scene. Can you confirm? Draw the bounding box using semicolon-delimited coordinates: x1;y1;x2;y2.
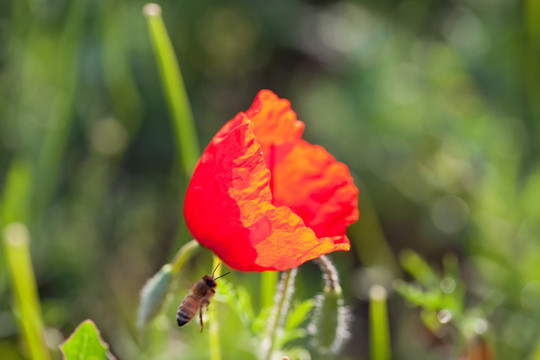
199;299;210;333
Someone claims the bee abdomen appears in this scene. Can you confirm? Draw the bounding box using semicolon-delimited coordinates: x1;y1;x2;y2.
176;306;193;326
177;295;198;327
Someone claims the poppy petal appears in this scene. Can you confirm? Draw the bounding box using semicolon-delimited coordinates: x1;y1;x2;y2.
245;90;304;163
272;140;359;238
184;115;348;271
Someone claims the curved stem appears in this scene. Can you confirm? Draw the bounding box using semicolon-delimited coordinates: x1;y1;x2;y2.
170;239;200;274
314;255;341;293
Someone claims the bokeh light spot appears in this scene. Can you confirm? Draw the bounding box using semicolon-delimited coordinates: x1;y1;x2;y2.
431;195;470;233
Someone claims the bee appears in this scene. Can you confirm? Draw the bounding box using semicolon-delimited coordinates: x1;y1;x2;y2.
176;264;230;332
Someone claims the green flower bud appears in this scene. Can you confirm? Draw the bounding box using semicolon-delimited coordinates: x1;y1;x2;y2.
309;286;350;355
309;256;350;355
136;264;173;330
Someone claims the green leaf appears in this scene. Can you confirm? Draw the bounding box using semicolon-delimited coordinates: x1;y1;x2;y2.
60;320;113;360
252;306;272;336
217;279;255;331
285;299;314;331
399;249;439;287
394;280;443;310
236;285;255;321
277;328;308;348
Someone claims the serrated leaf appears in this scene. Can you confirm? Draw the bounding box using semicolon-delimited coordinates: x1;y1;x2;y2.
277;328;308;348
252;306;271;335
60;319;114;360
216;279;254;331
285;299;314;331
236;285;255;321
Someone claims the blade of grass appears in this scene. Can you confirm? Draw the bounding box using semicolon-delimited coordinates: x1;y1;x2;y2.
1;158;32;228
143;3;200;176
1;158;33;297
3;223;51;360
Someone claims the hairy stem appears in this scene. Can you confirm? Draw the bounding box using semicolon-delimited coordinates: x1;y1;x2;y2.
314;255;341;293
263;268;298;360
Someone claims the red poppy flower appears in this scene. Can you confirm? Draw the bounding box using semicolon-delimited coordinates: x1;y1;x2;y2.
184;90;359;271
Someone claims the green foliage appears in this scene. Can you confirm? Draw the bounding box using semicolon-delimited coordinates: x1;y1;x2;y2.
276;300;315;349
395;249;493;350
218;278;317;357
1;0;540;358
218;279;255;331
285;299;314;331
60;320;112;360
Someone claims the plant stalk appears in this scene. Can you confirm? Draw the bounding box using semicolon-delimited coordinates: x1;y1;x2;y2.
170;239;200;275
209;255;222;360
3;223;51;360
261;271;278;310
263;268;297;360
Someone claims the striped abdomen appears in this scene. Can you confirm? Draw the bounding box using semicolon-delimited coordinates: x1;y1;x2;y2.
177;294;200;326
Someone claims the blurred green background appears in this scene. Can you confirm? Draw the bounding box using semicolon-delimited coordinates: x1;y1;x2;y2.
1;0;540;359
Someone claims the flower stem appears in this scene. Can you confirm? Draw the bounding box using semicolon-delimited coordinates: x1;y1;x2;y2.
209;255;221;360
3;223;51;360
369;285;391;360
314;255;341;294
170;239;200;275
143;3;200;175
261;271;278;310
263;268;297;360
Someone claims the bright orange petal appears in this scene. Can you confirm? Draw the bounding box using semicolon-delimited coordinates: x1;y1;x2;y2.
272;140;359;238
184;115;347;271
245;90;304;163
